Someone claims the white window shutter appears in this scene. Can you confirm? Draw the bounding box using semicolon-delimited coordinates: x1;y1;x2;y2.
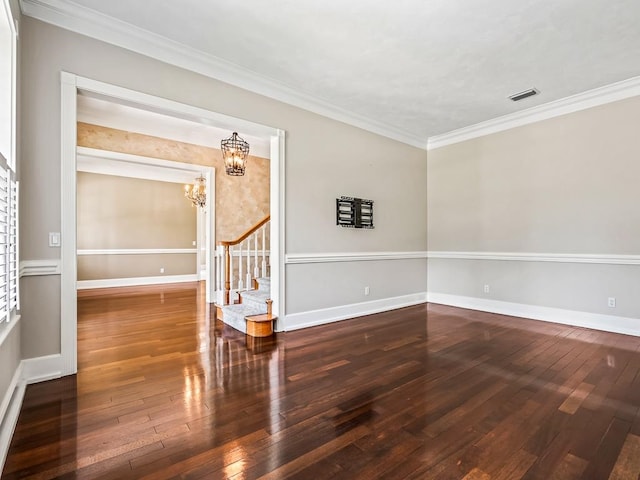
0;165;8;322
9;177;18;311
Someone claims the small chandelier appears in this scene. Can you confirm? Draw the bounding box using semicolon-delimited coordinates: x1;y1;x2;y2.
184;175;206;208
221;132;249;176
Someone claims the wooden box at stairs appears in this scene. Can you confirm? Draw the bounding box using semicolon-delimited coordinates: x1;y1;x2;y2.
246;314;274;337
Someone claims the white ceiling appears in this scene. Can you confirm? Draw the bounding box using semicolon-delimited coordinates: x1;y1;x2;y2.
23;0;640;146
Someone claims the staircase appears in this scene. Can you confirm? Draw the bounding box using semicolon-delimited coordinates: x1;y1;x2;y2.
214;217;275;337
216;277;272;335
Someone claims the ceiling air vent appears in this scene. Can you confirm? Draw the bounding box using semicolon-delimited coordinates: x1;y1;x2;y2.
509;88;539;102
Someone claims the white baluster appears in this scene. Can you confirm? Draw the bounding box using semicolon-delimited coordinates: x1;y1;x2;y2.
254;232;259;280
246;237;251;290
261;224;267;278
238;239;244;291
229;245;234;302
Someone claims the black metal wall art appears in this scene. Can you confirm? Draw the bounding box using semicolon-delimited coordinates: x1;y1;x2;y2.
336;196;374;229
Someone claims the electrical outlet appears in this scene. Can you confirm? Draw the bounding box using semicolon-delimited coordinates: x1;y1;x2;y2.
364;286;370;296
608;297;616;308
160;267;165;274
484;284;490;294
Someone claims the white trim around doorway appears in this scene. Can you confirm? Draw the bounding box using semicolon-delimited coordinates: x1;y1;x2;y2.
60;72;285;376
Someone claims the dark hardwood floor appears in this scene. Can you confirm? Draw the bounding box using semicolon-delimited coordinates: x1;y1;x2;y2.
3;282;640;479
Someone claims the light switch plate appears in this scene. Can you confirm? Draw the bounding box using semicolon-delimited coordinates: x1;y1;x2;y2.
49;232;61;247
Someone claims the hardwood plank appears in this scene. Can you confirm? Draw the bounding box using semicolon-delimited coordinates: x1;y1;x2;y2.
492;448;537;480
256;425;370;480
548;453;588;480
463;467;491;480
608;433;640;480
3;284;640;479
558;382;595;414
579;417;632;480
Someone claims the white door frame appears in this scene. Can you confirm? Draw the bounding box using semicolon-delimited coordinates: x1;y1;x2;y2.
60;72;285;376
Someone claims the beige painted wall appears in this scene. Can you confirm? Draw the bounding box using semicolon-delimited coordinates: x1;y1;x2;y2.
78;122;270;242
20;276;60;359
76;172;196;280
77;172;195;249
428;96;640;319
78;254;197;280
19;17;428;359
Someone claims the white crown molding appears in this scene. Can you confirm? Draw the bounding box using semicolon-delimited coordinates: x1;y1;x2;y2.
427;251;640;266
77;248;197;256
284;292;427;331
286;251;428;264
427;75;640;150
427;292;640;337
19;0;426;149
77;274;198;290
24;0;640;152
19;259;61;276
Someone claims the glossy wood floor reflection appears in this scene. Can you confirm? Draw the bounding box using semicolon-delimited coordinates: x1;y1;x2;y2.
4;283;640;479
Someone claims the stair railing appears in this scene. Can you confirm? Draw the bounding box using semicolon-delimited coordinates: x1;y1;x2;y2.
216;215;270;305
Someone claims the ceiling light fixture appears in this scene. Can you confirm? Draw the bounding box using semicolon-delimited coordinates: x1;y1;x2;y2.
509;88;539;102
221;132;250;176
184;175;206;208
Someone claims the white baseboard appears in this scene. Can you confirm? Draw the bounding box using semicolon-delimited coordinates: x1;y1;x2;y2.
77;274;198;290
0;352;69;474
427;292;640;337
0;362;23;434
284;292;428;331
1;354;66;474
0;363;24;474
21;354;65;384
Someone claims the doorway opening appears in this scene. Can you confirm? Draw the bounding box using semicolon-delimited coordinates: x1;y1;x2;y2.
60;73;285;376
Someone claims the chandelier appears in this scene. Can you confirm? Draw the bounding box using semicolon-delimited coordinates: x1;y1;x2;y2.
221;132;250;176
184;175;206;208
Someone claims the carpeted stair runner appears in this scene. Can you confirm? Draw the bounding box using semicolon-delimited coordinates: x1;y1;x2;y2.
219;277;271;334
